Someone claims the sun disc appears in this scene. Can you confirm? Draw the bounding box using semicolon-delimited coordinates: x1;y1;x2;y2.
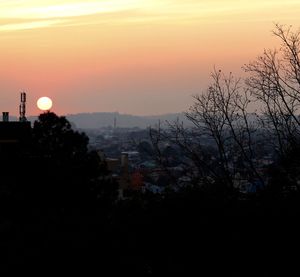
37;96;53;111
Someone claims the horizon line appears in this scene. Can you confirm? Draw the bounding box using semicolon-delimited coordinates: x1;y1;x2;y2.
3;110;186;118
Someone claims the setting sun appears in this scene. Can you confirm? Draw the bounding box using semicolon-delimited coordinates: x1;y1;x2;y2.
37;96;53;111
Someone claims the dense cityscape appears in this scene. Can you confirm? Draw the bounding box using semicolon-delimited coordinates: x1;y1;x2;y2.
85;124;276;197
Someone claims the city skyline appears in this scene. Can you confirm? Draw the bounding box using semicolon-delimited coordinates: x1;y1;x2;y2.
0;0;300;116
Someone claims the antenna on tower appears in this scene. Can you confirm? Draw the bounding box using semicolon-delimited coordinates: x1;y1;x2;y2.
19;91;27;122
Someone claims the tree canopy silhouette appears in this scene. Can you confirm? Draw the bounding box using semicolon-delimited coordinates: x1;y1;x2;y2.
32;111;88;160
149;24;300;197
28;112;112;205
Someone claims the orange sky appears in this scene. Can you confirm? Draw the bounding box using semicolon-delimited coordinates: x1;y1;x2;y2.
0;0;299;116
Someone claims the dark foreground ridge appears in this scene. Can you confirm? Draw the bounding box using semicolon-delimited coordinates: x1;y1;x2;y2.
0;112;300;276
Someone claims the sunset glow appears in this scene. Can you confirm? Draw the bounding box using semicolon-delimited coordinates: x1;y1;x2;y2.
0;0;300;115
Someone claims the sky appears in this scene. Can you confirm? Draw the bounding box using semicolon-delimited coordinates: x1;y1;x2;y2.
0;0;299;116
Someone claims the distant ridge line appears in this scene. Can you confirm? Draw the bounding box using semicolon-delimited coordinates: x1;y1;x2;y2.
64;112;191;129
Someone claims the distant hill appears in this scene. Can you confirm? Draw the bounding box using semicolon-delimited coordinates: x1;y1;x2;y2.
5;112;192;129
7;112;261;129
64;112;193;129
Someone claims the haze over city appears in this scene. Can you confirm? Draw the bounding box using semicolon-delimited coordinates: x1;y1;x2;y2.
0;0;299;116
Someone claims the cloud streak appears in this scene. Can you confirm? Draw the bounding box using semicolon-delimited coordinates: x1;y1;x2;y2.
0;19;68;32
0;0;299;31
0;0;140;19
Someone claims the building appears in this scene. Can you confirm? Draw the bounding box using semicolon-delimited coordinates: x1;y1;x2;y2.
0;116;31;156
97;150;141;198
0;93;31;157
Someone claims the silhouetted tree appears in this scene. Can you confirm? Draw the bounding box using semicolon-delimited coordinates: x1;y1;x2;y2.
29;112;116;206
245;23;300;156
150;69;263;194
186;69;263;187
151;24;300;196
32;111;89;161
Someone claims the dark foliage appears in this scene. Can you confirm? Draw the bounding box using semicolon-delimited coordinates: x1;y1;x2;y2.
19;112;117;206
267;139;300;203
1;118;300;274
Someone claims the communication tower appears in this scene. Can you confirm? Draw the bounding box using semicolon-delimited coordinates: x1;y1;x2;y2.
19;92;27;122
